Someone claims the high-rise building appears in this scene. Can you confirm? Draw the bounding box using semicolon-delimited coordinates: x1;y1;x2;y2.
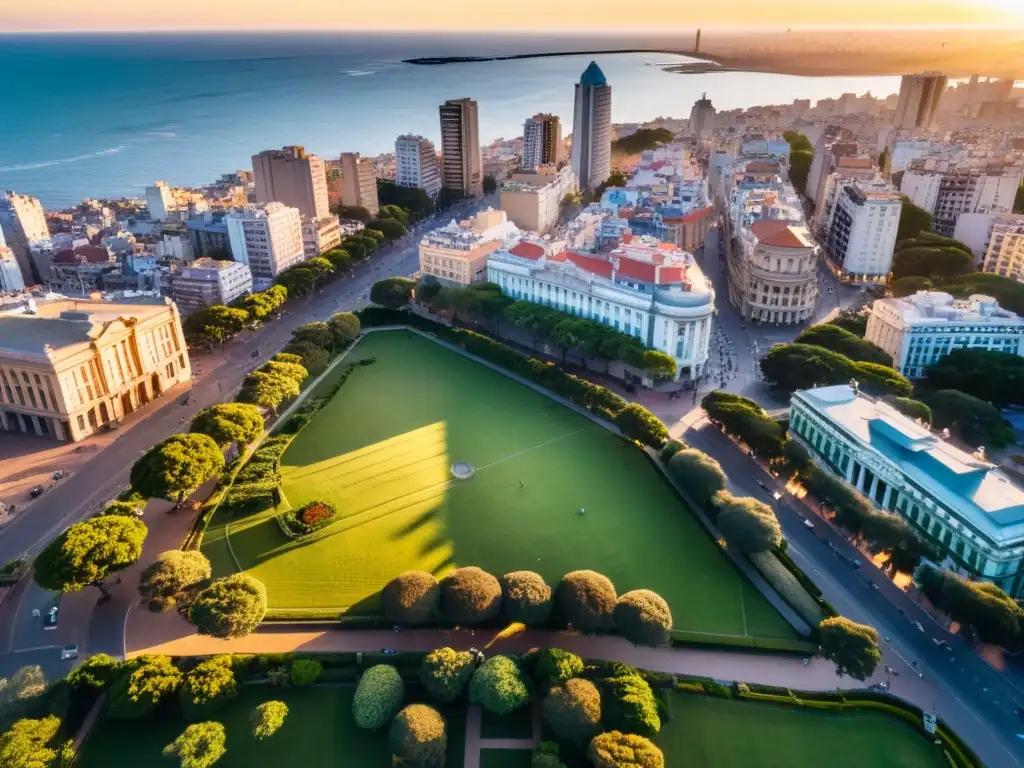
170;258;253;313
826;184;902;283
571;62;612;193
339;152;380;215
0;191;50;286
901;164;1023;236
439;98;483;197
395;135;442;198
499;167;577;235
145;181;176;222
522;114;562;171
893;73;948;131
689;94;715;138
252;146;330;220
0;246;25;292
226;203;305;291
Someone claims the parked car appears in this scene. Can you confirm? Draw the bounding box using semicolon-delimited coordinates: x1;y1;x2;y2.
43;606;58;631
60;645;79;660
802;518;814;529
29;486;44;499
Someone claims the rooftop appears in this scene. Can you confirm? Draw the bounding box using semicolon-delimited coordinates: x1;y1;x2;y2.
579;61;607;87
795;384;1024;543
750;219;813;249
874;291;1023;326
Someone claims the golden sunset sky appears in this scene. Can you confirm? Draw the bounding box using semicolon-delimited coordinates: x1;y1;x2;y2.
3;0;1024;31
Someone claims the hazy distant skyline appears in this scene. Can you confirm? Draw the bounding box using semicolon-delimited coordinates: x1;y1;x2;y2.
4;0;1024;32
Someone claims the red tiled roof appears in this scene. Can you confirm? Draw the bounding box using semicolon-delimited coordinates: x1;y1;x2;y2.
567;251;613;279
658;266;686;284
750;219;806;248
616;257;657;283
509;241;544;261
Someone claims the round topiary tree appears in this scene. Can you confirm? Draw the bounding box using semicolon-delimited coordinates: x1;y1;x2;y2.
588;731;664;768
659;438;687;462
138;549;211;607
188;573;267;639
439;567;502;625
179;656;237;719
190;402;264;447
420;648;475;703
533;648;584;687
555;571;617;633
389;703;447;768
601;672;661;737
667;449;727;509
130;433;225;503
381;571;440;626
468;655;530;715
713;491;782;554
613;590;673;647
542;678;602;744
499;571;552;625
353;664;405;730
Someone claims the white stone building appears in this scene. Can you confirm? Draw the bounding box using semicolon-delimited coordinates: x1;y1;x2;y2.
865;291;1024;378
395;135;441;198
499;166;577;235
170;258;253;313
825;184;902;283
226;203;304;291
487;234;714;380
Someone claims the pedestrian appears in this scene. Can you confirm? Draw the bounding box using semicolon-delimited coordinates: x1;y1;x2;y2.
519;480;524;489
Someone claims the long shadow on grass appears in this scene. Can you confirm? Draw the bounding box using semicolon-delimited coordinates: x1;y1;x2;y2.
388;507;439;540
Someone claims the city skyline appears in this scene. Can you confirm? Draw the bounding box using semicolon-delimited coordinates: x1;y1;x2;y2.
3;0;1024;31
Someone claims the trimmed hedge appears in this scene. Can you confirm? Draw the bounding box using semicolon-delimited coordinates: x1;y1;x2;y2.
749;552;826;626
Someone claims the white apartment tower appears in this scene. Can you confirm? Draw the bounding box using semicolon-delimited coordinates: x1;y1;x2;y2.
689;94;715;138
0;191;50;286
395;135;442;198
826;185;902;283
893;73;948;131
522;114;562;171
226;203;304;290
252;145;330;220
571;62;612;193
439;98;483;197
146;181;175;222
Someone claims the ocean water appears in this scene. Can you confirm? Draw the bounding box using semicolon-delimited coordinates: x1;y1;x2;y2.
0;33;902;209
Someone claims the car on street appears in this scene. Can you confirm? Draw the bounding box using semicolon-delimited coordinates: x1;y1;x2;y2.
802;518;814;529
60;645;78;660
913;621;925;633
43;606;58;630
29;485;44;498
754;478;768;490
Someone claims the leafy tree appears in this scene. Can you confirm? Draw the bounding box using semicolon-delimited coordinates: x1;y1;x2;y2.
896;197;933;242
377;180;434;221
659;438;687;462
343;239;367;262
353;665;405;729
381;571;440;625
139;549;211;606
701;391;785;459
783;130;814;153
241;286;286;322
468;655;530;715
252;700;288;739
183;305;249;346
237;370;301;412
304;256;335;283
130;433;224;502
189;574;267;639
281;341;330;377
942;272;1024;315
106;654;182;719
366;218;408;241
415;279;444;306
34;515;147;596
290;321;334;350
667;449;727;508
788;150;813;196
1016;182;1024;215
325;248;352;273
534;649;584;687
257;360;308;386
98;499;144;518
612;127;674;155
389;704;447;768
543;678;602;744
613;404;668;448
601;672;661;737
379;204;409;225
713;492;782;554
420;648;475;703
921;389;1015;449
440;567;502;624
877;147;889;175
555;570;617;633
830;309;868;338
180;656;237;719
891;275;933;297
613;589;673;646
818;617;881;681
925;348;1024;409
640;350;676;379
0;715;61;768
532;755;567;768
66;653;122;692
2;665;46;707
290;659;322;687
499;571;552;625
328;312;361;347
274;265;318;296
371;277;416;309
333;204;372;222
916;565;1022;648
781;439;811;475
163;721;226;768
795;324;892;367
190;403;263;447
760;343;911;397
588;731;664;768
891;233;973;281
880;395;932;425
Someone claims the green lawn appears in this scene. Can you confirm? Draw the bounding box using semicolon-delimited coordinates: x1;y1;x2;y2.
480;749;535;768
78;685;466;768
657;692;947;767
204;330;795;639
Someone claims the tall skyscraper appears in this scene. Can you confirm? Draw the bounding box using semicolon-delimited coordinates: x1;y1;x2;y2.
145;181;176;221
522;114;562;171
689;94;716;138
893;73;948;131
571;62;612;193
252;145;330;220
339;152;380;215
439;98;483;197
0;191;50;286
395;135;442;198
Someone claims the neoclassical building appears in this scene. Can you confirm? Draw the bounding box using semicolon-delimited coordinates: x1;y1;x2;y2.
0;297;192;441
790;384;1024;597
487;234;715;380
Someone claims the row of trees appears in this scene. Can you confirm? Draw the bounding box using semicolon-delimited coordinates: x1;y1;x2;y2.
611;127;673;156
783;131;813;196
182;284;288;348
917;564;1024;649
380;567;674;646
759;342;912;397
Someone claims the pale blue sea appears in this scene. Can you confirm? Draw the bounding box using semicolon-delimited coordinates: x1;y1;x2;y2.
0;33;902;209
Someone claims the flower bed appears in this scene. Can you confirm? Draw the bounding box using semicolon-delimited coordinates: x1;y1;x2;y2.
281;500;338;537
